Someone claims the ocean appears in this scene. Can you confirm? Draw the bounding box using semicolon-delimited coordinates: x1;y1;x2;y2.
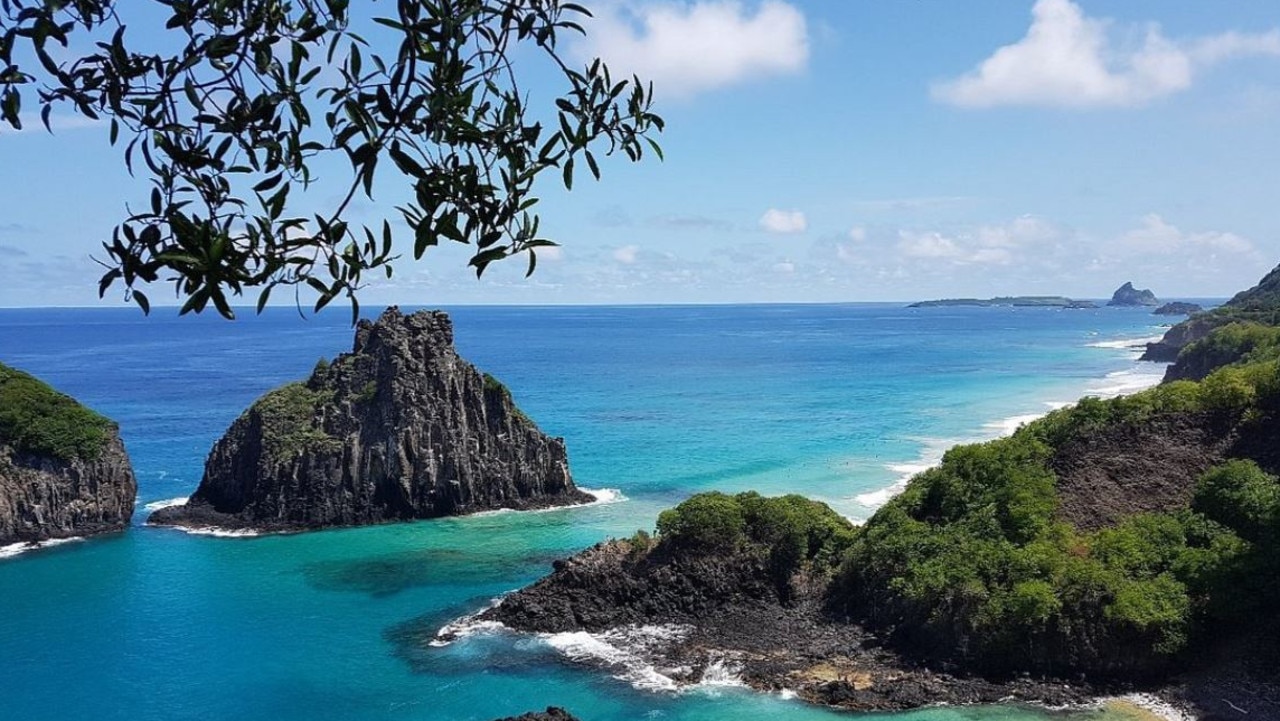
0;303;1184;721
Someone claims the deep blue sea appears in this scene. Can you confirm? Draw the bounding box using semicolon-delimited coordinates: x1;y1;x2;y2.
0;303;1187;721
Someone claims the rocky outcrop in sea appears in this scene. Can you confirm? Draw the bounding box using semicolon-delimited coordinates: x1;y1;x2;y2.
1107;282;1159;307
490;709;579;721
0;363;136;546
1152;302;1203;316
150;307;591;532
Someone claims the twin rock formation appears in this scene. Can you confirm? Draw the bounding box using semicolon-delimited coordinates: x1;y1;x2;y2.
150;307;589;532
1;307;584;546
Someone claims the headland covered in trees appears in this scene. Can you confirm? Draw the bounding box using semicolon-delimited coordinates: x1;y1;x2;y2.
461;264;1280;719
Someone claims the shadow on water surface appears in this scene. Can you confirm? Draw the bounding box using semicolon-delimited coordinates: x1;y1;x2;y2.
302;548;565;597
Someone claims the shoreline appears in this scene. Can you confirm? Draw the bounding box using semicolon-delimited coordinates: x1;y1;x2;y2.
852;330;1168;515
0;536;84;560
435;609;1192;721
145;487;626;539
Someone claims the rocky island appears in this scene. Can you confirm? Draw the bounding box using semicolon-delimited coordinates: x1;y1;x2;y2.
908;296;1097;308
471;265;1280;718
150;307;591;532
1107;281;1159;307
1153;302;1204;316
0;363;136;547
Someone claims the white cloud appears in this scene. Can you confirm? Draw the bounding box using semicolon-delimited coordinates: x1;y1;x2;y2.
536;245;565;262
847;226;866;242
1117;213;1256;256
897;231;962;260
933;0;1280;109
1191;30;1280;64
759;208;807;234
580;1;809;99
613;245;640;264
772;260;796;274
894;216;1064;267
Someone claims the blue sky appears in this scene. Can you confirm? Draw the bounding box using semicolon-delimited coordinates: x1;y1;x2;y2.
2;0;1279;307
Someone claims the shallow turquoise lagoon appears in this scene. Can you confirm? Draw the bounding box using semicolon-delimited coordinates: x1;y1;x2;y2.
0;304;1184;720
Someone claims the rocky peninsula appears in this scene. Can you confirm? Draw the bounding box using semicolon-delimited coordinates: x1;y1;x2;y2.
150;307;591;532
1144;263;1280;364
0;363;136;547
470;265;1280;719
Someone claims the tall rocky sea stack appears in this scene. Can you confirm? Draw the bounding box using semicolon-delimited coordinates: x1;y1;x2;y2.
150;307;591;532
1106;281;1159;307
0;363;136;546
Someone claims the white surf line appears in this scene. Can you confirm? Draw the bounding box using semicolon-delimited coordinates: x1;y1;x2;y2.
1105;693;1198;721
540;624;692;693
142;497;188;512
467;487;628;519
161;525;262;538
430;597;509;647
852;331;1170;513
0;536;84;560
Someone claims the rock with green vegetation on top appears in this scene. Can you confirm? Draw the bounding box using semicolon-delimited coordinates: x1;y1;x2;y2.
149;307;590;532
0;362;136;545
1144;263;1280;362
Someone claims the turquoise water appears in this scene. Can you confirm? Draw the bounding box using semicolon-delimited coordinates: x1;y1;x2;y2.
0;304;1176;721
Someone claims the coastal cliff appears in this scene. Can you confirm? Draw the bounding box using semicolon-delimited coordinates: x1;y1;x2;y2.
1153;302;1203;316
478;263;1280;717
0;363;136;546
150;307;590;532
1143;263;1280;363
483;493;1092;711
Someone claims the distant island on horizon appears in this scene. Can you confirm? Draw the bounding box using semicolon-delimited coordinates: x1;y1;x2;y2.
908;296;1098;309
910;282;1187;311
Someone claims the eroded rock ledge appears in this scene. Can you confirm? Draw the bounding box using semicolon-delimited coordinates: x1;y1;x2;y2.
150;307;590;532
482;539;1097;712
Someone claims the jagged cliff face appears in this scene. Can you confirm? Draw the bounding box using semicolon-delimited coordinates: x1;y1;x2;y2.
150;307;590;531
0;433;136;544
0;362;136;545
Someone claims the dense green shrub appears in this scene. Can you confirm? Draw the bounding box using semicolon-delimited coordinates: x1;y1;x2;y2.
1175;322;1280;381
834;363;1280;676
0;362;112;461
655;491;856;578
250;382;338;456
656;492;747;551
1193;460;1279;541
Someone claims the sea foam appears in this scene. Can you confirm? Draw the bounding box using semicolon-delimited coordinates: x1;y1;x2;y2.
161;525;262;538
0;536;84;560
431;599;508;647
1086;334;1164;351
541;624;692;692
143;497;188;512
